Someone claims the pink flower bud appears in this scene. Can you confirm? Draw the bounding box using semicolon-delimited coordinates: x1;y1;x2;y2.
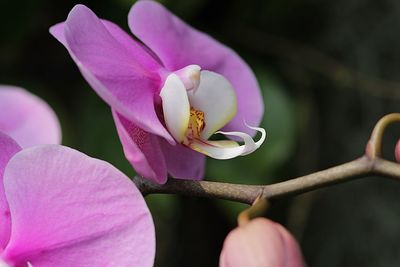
396;139;400;162
220;218;304;267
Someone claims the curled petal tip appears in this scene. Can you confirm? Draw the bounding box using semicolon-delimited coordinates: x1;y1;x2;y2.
190;124;266;160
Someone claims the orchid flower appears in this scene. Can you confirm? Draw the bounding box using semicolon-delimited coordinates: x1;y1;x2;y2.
0;85;61;148
220;218;304;267
50;1;265;184
0;132;155;267
396;140;400;162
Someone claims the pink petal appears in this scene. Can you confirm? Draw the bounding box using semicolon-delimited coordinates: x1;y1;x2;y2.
275;223;305;267
49;5;174;143
2;145;155;267
0;86;61;148
113;110;168;184
395;139;400;163
219;218;304;267
159;139;205;180
0;133;21;249
128;1;264;135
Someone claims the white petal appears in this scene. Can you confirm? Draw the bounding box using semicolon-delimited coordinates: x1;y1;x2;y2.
160;74;190;142
187;71;237;140
189;125;266;159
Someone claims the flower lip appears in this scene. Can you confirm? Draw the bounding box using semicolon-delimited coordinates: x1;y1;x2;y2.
188;125;266;160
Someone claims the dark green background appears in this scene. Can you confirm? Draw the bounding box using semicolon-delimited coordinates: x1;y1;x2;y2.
1;0;400;266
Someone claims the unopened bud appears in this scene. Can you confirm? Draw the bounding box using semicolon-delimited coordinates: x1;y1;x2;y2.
219;218;304;267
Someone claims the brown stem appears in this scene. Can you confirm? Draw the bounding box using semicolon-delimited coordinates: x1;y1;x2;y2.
238;197;269;226
133;176;264;204
134;156;400;205
261;156;372;199
366;113;400;158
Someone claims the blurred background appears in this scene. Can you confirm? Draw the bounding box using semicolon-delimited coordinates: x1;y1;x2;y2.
1;0;400;266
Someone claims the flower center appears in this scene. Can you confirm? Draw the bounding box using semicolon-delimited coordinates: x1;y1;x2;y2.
159;66;266;159
185;107;205;142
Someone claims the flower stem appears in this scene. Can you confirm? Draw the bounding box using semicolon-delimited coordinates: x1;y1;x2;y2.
238;197;269;226
133;156;400;204
366;113;400;158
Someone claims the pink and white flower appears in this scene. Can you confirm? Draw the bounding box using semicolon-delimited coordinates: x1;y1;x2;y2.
50;1;266;184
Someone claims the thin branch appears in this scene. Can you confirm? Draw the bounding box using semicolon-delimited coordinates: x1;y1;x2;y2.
366;113;400;158
133;176;264;204
134;156;400;205
261;156;372;199
372;158;400;179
